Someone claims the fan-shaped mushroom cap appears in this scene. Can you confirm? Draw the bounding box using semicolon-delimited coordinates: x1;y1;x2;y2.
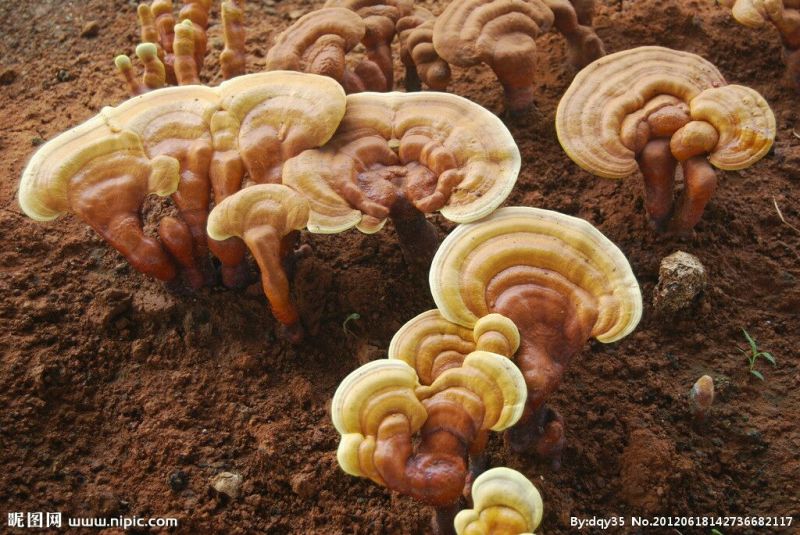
217;71;347;183
454;467;543;535
388;309;520;385
430;207;642;344
265;8;365;81
686;85;775;170
416;351;527;432
283;91;520;233
556;46;730;179
206;184;309;242
397;8;452;90
332;359;427;479
433;0;554;67
18;118;179;221
102;85;218;151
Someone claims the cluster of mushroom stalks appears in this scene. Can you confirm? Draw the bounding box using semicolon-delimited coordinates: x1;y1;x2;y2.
333;206;643;534
264;0;606;113
556;46;776;233
720;0;800;88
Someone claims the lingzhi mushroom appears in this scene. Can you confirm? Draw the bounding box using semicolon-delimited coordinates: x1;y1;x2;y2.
431;0;605;112
556;46;776;233
333;353;527;534
455;467;543;535
429;206;642;468
720;0;800;88
282;90;520;270
18;71;346;293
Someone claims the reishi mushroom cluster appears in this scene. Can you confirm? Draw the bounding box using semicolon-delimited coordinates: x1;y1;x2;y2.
15;1;785;534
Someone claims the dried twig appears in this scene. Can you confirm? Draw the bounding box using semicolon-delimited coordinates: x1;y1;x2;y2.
772;197;800;234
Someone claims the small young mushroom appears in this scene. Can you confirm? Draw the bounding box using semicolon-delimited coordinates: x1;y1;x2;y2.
323;0;415;91
690;374;715;426
207;184;310;342
396;8;451;91
429;207;642;468
220;0;247;80
333;352;527;534
18;118;181;281
283;91;520;271
264;8;367;92
389;310;520;386
720;0;800;88
454;467;543;535
556;46;776;233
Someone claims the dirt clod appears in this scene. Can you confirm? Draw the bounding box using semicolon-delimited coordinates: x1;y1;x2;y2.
653;251;707;314
210;472;243;499
80;20;100;38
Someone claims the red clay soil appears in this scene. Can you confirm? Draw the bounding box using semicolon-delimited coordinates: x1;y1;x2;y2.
1;1;798;534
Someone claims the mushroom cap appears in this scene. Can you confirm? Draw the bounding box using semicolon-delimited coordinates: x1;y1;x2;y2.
454;467;543;535
723;0;784;28
332;359;427;477
429;207;642;344
432;0;554;67
206;184;309;241
265;8;366;72
416;351;527;432
556;46;727;179
283;91;520;233
388;309;520;385
102;85;218;153
688;85;775;170
218;70;347;149
18;118;179;221
324;0;414;20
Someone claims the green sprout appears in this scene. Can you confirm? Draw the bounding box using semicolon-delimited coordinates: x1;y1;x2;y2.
711;529;724;535
342;313;361;336
738;329;776;381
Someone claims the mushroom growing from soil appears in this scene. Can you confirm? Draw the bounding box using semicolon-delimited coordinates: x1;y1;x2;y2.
720;0;800;88
333;353;527;534
454;467;543;535
18;116;181;281
265;8;367;92
432;0;605;113
690;374;715;426
429;207;642;469
556;46;776;234
282;91;520;271
323;0;414;91
207;184;310;342
396;7;451;91
19;72;346;291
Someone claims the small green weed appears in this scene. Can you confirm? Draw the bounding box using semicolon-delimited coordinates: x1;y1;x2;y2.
738;329;776;381
342;313;361;336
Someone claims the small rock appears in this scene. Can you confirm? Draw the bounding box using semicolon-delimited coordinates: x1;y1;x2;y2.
0;68;17;85
288;9;304;19
80;21;100;38
169;470;189;492
131;339;150;361
290;472;319;499
31;137;44;146
56;69;73;82
210;472;243;499
652;251;707;315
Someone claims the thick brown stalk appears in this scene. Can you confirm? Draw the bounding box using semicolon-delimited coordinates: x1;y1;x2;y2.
638;138;678;231
670;156;718;234
390;198;440;273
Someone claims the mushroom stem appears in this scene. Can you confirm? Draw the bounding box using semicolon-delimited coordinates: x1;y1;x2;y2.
221;0;246;80
159;215;210;289
374;402;475;507
506;403;566;470
669;156;717;234
404;64;422;92
546;0;605;67
390;202;440;273
97;213;177;282
638;138;678;231
242;227;303;342
432;501;462;535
